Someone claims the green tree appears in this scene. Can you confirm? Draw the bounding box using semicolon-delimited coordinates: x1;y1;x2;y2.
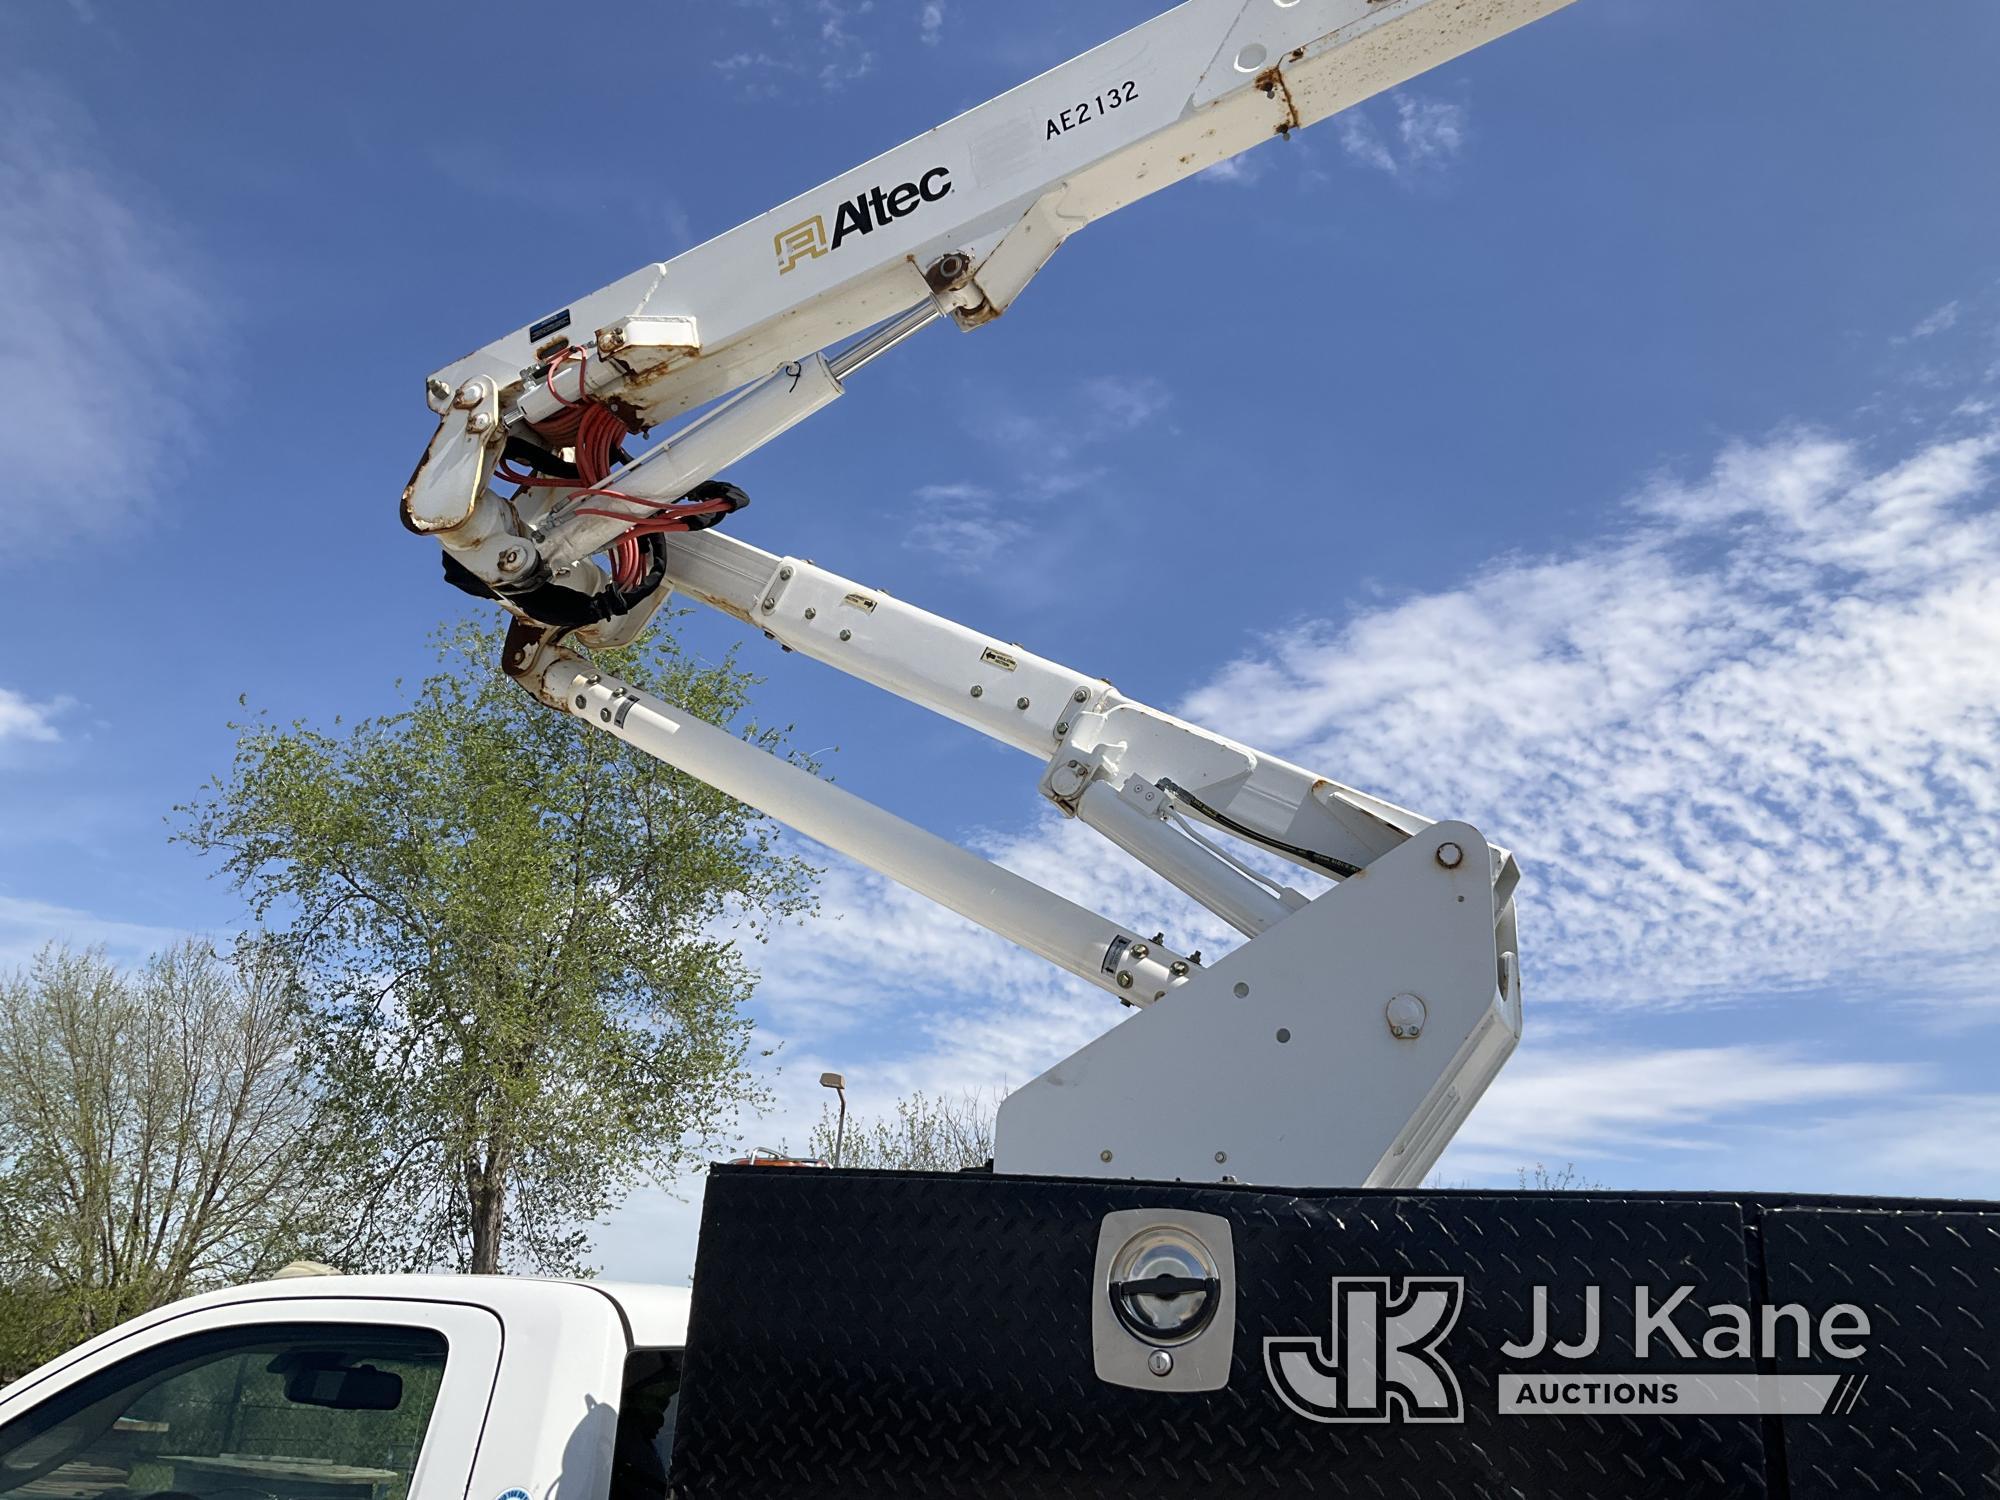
810;1089;999;1172
178;618;816;1276
0;940;332;1378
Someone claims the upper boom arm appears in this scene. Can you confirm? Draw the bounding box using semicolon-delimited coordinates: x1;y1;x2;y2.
403;0;1574;563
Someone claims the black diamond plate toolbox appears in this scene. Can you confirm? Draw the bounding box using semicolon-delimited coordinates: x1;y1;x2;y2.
668;1169;2000;1500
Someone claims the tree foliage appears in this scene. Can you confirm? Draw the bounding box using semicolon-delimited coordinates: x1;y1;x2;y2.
0;941;332;1378
177;618;816;1275
810;1089;999;1173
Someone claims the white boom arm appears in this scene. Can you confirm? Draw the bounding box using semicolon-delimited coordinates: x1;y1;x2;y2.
408;0;1569;1189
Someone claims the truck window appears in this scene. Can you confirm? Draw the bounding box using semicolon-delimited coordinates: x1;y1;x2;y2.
0;1323;448;1500
607;1351;680;1500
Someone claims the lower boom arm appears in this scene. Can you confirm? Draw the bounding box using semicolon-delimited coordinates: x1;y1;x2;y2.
501;518;1522;1189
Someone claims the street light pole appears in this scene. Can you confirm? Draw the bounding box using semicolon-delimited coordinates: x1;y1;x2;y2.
820;1071;848;1168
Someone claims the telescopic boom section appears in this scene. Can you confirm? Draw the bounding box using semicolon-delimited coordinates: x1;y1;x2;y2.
409;0;1573;1190
401;0;1577;588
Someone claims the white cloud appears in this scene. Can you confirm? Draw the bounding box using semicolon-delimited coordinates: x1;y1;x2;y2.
1338;115;1399;176
0;895;186;974
1441;1044;1916;1177
722;0;876;92
1339;90;1469;179
1396;94;1467;164
974;374;1172;472
919;1;944;46
1909;300;1962;340
1184;422;2000;1009
903;483;1030;571
0;688;70;748
912;374;1175;546
1774;1094;2000;1192
0;76;218;541
1199;152;1273;189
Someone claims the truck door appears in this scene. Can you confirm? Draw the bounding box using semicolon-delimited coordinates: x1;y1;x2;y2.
0;1300;501;1500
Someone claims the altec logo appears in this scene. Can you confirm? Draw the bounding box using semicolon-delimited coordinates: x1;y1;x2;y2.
1266;1277;1465;1424
774;167;954;273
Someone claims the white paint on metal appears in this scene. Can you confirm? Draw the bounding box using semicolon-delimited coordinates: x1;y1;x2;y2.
545;660;1191;1005
995;826;1520;1189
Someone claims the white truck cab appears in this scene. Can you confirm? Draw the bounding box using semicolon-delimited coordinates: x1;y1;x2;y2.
0;1277;687;1500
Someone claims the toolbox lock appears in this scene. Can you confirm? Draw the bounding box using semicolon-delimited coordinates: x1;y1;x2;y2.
1093;1209;1237;1391
1110;1262;1221;1345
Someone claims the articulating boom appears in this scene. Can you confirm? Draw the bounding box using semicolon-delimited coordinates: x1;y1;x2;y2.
406;0;1567;1189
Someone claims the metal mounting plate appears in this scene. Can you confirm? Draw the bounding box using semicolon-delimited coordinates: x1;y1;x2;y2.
994;822;1517;1189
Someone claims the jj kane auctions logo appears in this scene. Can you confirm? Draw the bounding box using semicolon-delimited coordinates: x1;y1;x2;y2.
775;166;954;274
1265;1277;1873;1421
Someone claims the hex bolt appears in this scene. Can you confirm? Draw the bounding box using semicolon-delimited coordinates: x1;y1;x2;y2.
1055;719;1071;736
573;695;587;710
1214;1151;1228;1165
1170;960;1190;978
599;709;613;723
778;565;794;580
803;606;816;620
1073;687;1089;703
1116;971;1134;989
1016;696;1031;710
1435;841;1465;869
761;597;776;612
970;685;984;698
1147;1350;1174;1378
468;411;494;433
838;628;853;641
1130;943;1150;961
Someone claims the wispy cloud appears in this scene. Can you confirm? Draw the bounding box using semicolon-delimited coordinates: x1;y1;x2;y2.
720;0;877;93
1199;151;1274;189
1340;90;1469;180
904;373;1175;567
0;75;218;544
975;374;1172;476
902;483;1030;572
1187;424;2000;1009
0;894;186;974
1909;300;1962;340
1443;1044;1916;1176
0;688;70;748
919;1;945;46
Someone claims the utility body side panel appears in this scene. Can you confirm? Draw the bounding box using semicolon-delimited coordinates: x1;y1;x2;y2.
669;1168;2000;1500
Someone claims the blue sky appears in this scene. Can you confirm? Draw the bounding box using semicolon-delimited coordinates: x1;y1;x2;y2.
3;0;1997;1282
